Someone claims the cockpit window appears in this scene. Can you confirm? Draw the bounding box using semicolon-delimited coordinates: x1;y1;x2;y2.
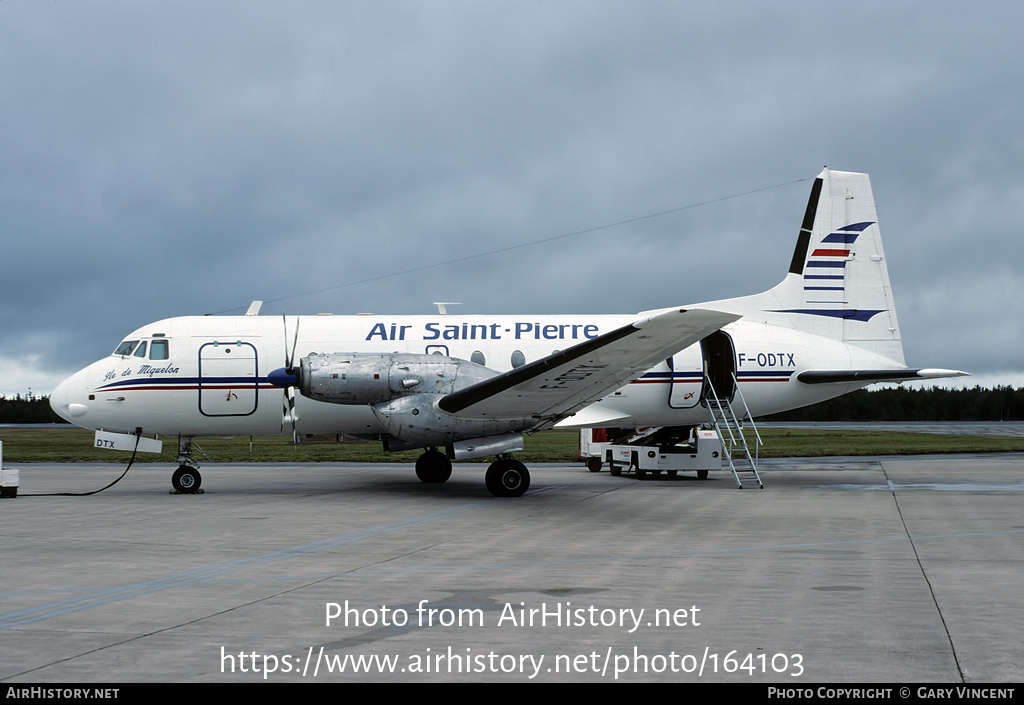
150;340;169;360
113;340;139;356
133;341;148;358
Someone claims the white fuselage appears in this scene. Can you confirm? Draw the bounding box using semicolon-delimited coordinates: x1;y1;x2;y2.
51;311;894;439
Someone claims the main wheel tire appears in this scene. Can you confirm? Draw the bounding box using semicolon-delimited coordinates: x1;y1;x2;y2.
587;457;603;472
415;450;453;484
697;470;709;480
172;465;202;494
485;459;530;497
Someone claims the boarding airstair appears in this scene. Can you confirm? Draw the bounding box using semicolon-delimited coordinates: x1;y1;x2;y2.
704;373;763;489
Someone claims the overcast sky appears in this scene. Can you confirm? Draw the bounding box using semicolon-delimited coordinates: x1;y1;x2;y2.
2;1;1022;397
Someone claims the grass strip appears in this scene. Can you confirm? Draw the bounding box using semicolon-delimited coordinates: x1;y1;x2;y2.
3;426;1024;464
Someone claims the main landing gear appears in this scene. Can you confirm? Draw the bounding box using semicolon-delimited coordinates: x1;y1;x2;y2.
485;456;530;498
171;436;203;494
413;449;531;497
415;448;452;484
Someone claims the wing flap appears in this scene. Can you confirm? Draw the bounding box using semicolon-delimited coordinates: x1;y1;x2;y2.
437;308;739;423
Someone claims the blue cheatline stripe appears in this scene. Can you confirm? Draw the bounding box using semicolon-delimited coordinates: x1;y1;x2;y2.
97;376;269;391
804;286;844;291
635;372;793;383
639;371;701;380
806;260;847;268
804;274;844;280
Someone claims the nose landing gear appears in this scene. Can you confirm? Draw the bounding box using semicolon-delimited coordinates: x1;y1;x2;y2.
171;436;204;494
172;465;202;493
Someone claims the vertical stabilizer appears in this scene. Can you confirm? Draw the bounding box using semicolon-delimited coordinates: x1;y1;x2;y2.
692;169;905;365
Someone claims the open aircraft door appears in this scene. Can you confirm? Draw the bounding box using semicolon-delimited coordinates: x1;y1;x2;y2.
700;330;736;404
198;341;259;416
666;347;703;409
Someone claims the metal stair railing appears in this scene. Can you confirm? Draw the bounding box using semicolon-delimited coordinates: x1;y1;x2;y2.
704;374;763;489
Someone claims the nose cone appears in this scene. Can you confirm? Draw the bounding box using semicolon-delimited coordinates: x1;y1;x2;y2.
50;375;72;421
50;371;89;424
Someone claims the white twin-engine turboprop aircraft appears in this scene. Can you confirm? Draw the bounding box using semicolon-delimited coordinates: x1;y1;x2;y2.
51;169;965;497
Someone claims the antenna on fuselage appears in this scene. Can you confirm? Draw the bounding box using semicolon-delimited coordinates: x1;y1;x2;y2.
433;302;461;315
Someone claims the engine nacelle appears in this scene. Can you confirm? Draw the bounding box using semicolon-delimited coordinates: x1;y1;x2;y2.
297;352;498;405
371;394;528;448
293;352;523;451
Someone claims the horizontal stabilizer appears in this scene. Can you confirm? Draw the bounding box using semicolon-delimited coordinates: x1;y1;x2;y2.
438;308;739;423
797;368;969;385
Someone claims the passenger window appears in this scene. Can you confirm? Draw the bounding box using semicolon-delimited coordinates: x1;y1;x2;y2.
134;341;148;358
113;340;139;356
471;351;486;366
511;350;526;368
150;340;169;360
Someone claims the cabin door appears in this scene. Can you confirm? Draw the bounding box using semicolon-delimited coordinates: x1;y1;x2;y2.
700;331;736;404
198;341;259;416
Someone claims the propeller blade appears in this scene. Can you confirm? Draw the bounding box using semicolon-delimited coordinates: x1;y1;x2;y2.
281;313;290;368
279;314;301;443
289;318;300;372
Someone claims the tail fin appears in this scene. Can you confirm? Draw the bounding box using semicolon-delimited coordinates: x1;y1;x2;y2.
695;168;905;365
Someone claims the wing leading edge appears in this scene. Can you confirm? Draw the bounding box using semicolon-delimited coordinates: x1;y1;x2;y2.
437;308;740;425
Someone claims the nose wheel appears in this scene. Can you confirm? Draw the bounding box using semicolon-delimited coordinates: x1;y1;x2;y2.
171;435;203;494
172;465;203;494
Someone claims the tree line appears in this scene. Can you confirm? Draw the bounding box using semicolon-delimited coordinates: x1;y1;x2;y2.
0;395;64;423
760;386;1024;422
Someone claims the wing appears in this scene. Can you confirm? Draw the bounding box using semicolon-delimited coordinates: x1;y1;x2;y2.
437;308;739;427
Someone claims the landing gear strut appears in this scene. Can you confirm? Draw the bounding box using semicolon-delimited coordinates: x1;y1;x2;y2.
172;436;203;494
415;448;453;484
485;457;530;497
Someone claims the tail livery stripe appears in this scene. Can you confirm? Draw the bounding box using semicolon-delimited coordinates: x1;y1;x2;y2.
821;221;875;244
